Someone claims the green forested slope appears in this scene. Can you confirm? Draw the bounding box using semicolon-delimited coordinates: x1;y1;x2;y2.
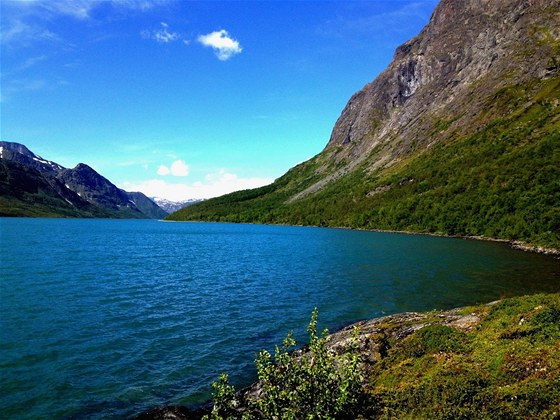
167;76;560;249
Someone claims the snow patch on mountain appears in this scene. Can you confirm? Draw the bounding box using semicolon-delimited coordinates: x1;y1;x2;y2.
153;197;204;214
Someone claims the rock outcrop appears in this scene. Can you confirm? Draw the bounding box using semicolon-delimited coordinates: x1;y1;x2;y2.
324;0;559;168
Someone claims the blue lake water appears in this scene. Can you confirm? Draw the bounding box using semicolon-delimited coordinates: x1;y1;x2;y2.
1;218;559;418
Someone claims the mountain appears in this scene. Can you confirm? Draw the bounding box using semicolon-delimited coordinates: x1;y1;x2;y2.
0;142;167;219
128;192;170;220
154;197;204;214
167;0;560;249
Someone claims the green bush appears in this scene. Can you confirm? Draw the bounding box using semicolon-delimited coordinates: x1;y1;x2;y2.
204;308;363;419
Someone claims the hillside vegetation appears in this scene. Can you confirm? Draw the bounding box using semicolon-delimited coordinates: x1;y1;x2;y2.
167;76;560;249
167;0;560;249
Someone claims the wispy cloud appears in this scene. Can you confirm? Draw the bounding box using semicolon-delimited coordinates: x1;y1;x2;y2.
9;78;48;92
141;22;182;44
5;0;166;21
198;29;242;61
0;78;45;102
111;0;165;13
41;0;94;20
1;54;48;78
318;1;436;40
18;55;48;70
1;19;61;47
1;0;168;47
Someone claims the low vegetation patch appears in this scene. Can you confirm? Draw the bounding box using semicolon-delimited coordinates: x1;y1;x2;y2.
204;293;560;419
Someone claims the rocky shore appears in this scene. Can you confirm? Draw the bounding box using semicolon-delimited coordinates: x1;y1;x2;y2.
510;241;560;257
340;225;560;258
134;302;496;419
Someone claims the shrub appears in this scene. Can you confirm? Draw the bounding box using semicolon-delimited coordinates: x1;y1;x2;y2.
204;308;363;419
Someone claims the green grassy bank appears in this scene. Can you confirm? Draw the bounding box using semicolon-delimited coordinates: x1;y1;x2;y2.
201;293;560;419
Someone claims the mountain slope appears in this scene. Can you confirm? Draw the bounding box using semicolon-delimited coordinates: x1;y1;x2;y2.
0;142;167;219
128;192;169;220
168;0;560;249
0;158;106;218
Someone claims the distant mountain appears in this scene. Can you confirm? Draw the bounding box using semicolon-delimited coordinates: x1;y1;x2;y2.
129;192;170;219
0;141;167;219
168;0;560;249
154;197;204;214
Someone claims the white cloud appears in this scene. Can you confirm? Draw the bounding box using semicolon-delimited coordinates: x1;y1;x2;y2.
170;159;189;176
197;29;242;61
122;170;273;201
157;159;189;177
157;165;171;176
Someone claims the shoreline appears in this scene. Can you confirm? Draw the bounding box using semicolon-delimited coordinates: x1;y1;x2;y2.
163;218;560;257
135;292;560;419
309;224;560;257
135;302;494;419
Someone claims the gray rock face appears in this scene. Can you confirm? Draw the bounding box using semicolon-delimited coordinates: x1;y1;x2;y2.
323;0;559;167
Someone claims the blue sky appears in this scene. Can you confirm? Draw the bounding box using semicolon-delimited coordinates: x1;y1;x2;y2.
1;0;438;200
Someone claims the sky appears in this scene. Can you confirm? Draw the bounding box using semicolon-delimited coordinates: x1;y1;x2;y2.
1;0;439;201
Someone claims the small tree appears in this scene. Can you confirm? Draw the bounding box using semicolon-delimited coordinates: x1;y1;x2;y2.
205;373;238;419
205;308;363;419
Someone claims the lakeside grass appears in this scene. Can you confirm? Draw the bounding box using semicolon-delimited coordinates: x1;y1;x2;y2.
199;292;560;419
364;293;560;419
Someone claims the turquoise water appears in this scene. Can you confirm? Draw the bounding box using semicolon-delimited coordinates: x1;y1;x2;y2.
1;218;559;418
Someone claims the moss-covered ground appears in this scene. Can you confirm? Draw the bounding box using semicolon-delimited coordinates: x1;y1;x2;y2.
364;293;560;419
200;293;560;419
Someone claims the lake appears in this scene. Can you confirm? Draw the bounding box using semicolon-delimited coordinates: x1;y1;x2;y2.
1;218;559;418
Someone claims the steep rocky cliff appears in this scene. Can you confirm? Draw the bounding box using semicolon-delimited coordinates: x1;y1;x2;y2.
168;0;559;249
320;0;558;182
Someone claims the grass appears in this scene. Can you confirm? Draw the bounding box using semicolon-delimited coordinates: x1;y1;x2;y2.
367;293;560;419
205;293;560;419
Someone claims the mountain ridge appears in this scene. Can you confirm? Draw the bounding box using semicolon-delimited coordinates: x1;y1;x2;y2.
167;0;560;250
0;141;168;219
154;197;205;214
